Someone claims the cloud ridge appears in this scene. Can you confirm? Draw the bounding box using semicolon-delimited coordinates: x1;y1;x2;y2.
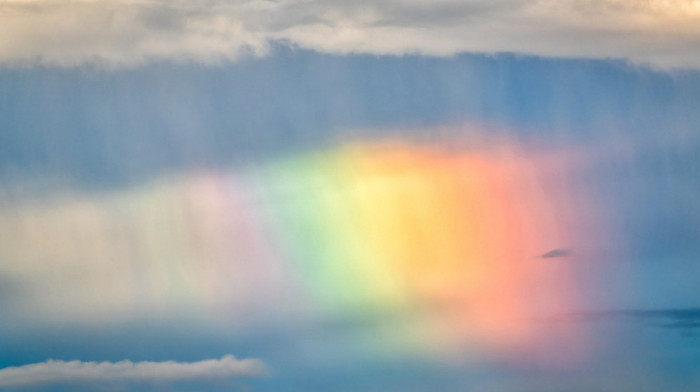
2;0;700;68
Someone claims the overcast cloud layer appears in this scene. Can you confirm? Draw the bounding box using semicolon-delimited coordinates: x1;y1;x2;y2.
3;0;700;68
0;355;267;387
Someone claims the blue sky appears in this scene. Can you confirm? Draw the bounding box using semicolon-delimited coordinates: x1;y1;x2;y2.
1;1;700;391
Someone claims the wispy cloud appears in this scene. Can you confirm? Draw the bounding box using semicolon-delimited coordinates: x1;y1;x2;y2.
558;308;700;335
2;0;700;68
0;355;268;388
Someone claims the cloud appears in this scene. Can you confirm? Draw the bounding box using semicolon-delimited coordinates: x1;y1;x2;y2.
0;355;268;388
2;0;700;68
559;308;700;335
540;248;572;258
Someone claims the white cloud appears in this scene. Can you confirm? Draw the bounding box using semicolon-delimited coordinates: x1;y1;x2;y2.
0;355;268;387
2;0;700;68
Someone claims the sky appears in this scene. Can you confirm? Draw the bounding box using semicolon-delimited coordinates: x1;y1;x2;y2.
1;0;700;391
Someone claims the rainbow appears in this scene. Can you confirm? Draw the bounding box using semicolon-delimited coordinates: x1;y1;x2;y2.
0;139;593;360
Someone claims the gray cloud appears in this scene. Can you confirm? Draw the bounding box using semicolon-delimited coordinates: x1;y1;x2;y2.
2;0;700;68
540;248;572;258
0;355;268;388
